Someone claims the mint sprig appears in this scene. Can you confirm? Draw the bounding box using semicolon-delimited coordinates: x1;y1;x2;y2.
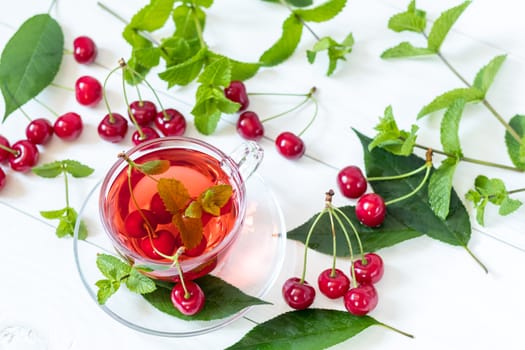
32;160;94;239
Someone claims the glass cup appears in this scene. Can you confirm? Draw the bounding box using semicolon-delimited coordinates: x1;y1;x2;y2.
98;136;264;281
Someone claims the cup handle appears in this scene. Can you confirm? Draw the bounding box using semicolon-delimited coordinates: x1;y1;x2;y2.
228;141;264;180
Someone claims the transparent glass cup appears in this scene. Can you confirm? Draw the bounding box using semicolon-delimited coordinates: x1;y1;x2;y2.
98;136;263;281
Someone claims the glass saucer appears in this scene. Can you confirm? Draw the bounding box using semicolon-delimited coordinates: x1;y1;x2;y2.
73;173;286;337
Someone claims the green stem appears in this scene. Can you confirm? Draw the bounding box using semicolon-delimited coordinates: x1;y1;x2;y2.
330;208;357;288
248;91;311;97
260;94;310;123
47;0;57;14
17;106;32;122
121;68;145;139
0;144;17;156
135;85;143;103
171;247;190;298
300;209;327;283
385;165;431;206
127;67;168;119
63;169;70;208
327;209;338;276
463;245;488;274
507;188;525;195
190;2;207;49
102;63;123;123
34;98;59;118
126;166;155;235
50;82;74;92
367;163;428;182
378;322;414;339
297;94;318;137
332;206;365;261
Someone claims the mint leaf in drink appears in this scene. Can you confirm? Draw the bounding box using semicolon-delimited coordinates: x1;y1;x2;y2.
428;158;459;220
417;87;483;118
259;14;303;67
387;0;426;33
440;98;465;157
427;1;471;52
126;268;157;294
381;42;434;59
368;106;418;156
137;159;170;175
473;55;507;94
505;115;525;168
294;0;346;23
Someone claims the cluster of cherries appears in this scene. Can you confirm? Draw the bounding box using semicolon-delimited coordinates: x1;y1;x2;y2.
223;80;315;160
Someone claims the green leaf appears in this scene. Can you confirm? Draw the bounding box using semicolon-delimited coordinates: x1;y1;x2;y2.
32;161;63;178
473;55;506;94
381;42;434;59
294;0;346;23
137;160;170;175
77;219;88;240
125;268;157;294
95;279;121;305
505;115;525;169
199;184;233;216
428;158;459;220
0;14;64;121
40;208;67;219
96;254;132;281
388;0;426;33
192;97;222;135
62;160;94;178
308;33;354;76
427;1;471;51
207;52;260;82
418;88;483;119
368;106;418;156
198;57;231;86
126;0;175;33
184;201;203;218
259;14;303;67
263;0;314;7
226;309;378;350
158;48;207;87
143;275;269;321
132;46;161;69
440;98;465;156
157;178;191;213
172;4;206;40
499;197;522;216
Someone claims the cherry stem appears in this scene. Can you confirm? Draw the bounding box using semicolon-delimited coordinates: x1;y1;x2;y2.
121;65;145;139
50;82;75;92
16;105;32;122
463;244;488;274
0;144;18;156
367;163;428;182
126;64;169;120
300;208;327;283
135;85;143;103
259;87;316;124
385;164;432;206
297;93;318;137
332;206;365;263
171;247;191;299
377;322;414;339
102;62;124;124
330;207;358;288
126;165;156;238
34;97;60;118
118;152;160;183
327;207;338;276
190;3;207;49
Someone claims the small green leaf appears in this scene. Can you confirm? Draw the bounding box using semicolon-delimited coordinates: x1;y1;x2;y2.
428;158;459;220
62;160;94;178
440;98;465;157
505;115;525;169
388;0;426;33
126;0;175;34
308;33;354;76
32;161;63;178
40;208;67;219
137;160;170;175
158;48;207;87
192;98;222;135
381;42;434;59
125;268;157;294
294;0;346;23
0;14;64;121
132;46;161;68
157;177;191;213
198;57;231;86
95;279;120;305
172;4;206;40
226;309;378;350
77;219;88;240
208;53;260;81
259;14;303;67
199;184;233;216
427;1;471;51
473;54;507;94
172;215;203;249
499;197;522;216
417;88;483;119
184;201;203;218
96;254;132;281
368;106;418;156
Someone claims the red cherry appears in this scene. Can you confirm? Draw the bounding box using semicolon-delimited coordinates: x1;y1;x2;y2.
139;230;177;260
353;253;384;285
131;126;160;145
150;193;172;224
124;209;158;238
337;166;367;199
224;80;249;111
236;111;264;141
275;132;305;160
183;236;207;257
54;112;83;141
154;109;186;136
317;268;350;299
98;113;128;143
355;193;386;227
344;284;378;316
170;280;205;316
129;100;157;126
26;118;54;145
8;140;39;172
73;36;97;64
0;168;6;190
75;75;102;106
0;135;11;162
282;277;315;310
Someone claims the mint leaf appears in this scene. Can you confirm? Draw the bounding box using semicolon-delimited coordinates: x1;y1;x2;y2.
172;3;206;40
259;14;303;66
132;46;161;68
96;254;132;281
427;1;471;51
32;161;63;178
440;98;465;157
381;42;434;59
428;158;459;220
499;197;522;216
473;55;506;94
388;0;426;33
126;0;175;33
137;160;170;175
125;268;157;294
95;279;121;305
0;14;64;121
62;160;94;178
308;33;354;76
418;88;483;118
294;0;346;23
505;115;525;169
207;52;260;82
368;106;418;156
198;57;231;86
40;208;66;219
158;48;207;87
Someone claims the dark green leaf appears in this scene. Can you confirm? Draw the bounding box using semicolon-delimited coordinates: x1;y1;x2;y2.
417;88;483;119
381;42;434;59
294;0;346;23
427;1;471;51
0;14;64;121
428;158;459;220
125;268;157;294
40;208;67;219
32;161;63;178
160;37;192;66
62;160;94;178
440;98;465;157
96;253;132;281
473;55;506;94
387;0;426;33
143;275;268;321
505;115;525;169
259;14;303;67
226;309;378;350
95;279;121;305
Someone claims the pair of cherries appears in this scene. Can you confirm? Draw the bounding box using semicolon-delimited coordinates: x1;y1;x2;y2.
224;81;306;160
282;253;384;316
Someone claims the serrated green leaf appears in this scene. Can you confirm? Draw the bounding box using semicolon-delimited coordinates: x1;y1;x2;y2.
259;14;303;67
32;161;63;178
476;176;506;205
0;14;64;121
368;106;418;156
40;208;67;219
124;56;151;85
499;197;522;216
143;275;269;321
192;99;222;135
440;98;465;157
294;0;346;23
199;184;232;216
157;178;191;212
208;53;260;82
198;57;231;86
388;0;427;33
214;90;242;113
56;216;73;238
185;201;203;218
226;309;378;350
381;42;434;59
95;279;121;305
505;115;525;169
475;198;488;226
172;4;206;40
427;1;471;51
418;88;483;118
127;0;175;33
158;48;207;87
132;46;161;68
125;268;157;294
62;160;94;178
160;37;192;66
308;33;354;76
428;158;459;220
473;55;506;94
96;254;132;281
137;160;170;175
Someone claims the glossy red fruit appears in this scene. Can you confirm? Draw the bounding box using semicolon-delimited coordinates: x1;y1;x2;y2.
355;193;386;227
8;140;39;172
150;192;172;224
54;112;83;141
353;253;384;285
0;136;11;162
0;167;6;190
140;230;177;260
337;166;367;199
344;284;378;316
224;80;249;111
275;132;305;160
131;126;160;145
183;236;207;257
155;109;186;136
98;113;128;143
317;268;350;299
170;280;205;316
75;75;102;106
129;100;157;126
73;36;97;64
124;209;158;238
26;118;54;145
282;277;315;310
237;111;264;141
